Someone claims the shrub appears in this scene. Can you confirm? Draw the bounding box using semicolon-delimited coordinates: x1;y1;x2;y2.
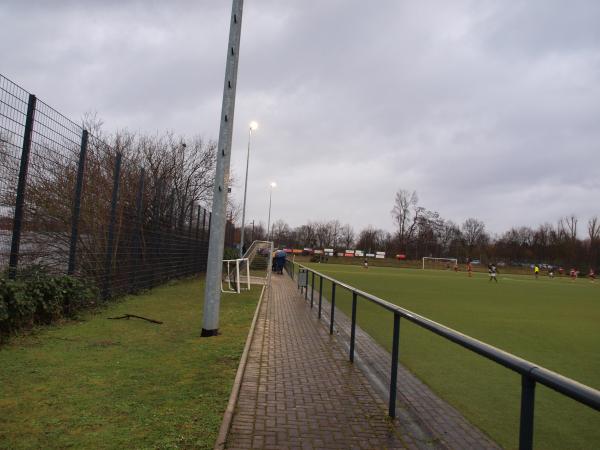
0;278;34;334
0;269;98;337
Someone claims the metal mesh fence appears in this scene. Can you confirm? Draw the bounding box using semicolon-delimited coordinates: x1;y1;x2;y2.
0;76;29;267
0;73;234;298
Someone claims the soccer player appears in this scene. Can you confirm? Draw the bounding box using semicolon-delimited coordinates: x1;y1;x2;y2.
466;258;473;277
588;268;596;283
488;263;498;282
534;264;540;279
570;268;577;281
548;266;555;278
363;258;369;269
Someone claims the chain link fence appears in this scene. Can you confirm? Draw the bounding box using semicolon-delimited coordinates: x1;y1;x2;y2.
0;74;234;298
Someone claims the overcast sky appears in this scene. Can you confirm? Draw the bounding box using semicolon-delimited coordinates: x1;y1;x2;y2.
2;0;599;236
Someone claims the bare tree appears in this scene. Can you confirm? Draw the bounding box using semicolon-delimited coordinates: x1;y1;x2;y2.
356;226;388;252
271;219;291;245
296;222;317;248
559;215;578;240
461;218;487;256
588;217;600;242
391;189;423;254
340;223;355;249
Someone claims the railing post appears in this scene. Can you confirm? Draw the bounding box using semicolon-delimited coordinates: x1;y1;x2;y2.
67;129;88;275
519;376;536;450
311;271;315;308
8;94;36;279
305;270;308;300
130;168;144;291
318;275;323;319
350;292;357;362
102;152;122;299
389;312;400;418
329;282;336;335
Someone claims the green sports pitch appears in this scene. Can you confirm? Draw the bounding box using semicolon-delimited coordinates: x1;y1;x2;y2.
303;263;600;450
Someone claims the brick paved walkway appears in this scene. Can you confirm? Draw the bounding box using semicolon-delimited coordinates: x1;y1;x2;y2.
310;287;499;450
226;275;438;450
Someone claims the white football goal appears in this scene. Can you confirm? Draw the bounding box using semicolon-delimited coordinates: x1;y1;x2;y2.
221;258;251;294
422;257;458;270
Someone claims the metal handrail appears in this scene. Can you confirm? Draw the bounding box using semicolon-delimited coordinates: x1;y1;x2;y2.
286;260;600;450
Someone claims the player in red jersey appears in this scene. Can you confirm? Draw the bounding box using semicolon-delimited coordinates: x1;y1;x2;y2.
588;268;596;283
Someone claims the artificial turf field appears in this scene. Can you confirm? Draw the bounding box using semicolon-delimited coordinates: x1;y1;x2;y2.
304;263;600;450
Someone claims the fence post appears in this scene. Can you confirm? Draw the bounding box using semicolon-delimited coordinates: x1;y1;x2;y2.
389;313;401;418
200;208;207;271
519;376;536;450
187;202;193;275
8;94;36;279
329;282;336;335
130;168;145;291
67;129;89;275
195;206;201;272
195;206;201;240
167;188;175;280
208;211;212;238
350;292;357;362
150;179;163;288
102;152;122;299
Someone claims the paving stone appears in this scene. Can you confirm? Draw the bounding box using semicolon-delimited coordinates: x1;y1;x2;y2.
225;274;499;449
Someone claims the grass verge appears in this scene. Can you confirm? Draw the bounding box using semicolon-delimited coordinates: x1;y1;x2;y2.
0;277;260;450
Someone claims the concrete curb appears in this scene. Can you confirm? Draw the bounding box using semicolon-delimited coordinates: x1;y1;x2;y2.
214;284;267;450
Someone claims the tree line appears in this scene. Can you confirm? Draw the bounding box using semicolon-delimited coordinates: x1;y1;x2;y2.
245;189;599;269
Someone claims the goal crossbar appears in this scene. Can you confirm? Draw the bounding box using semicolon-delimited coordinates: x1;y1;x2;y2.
422;257;458;270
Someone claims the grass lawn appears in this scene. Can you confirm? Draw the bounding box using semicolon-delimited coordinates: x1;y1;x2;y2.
0;277;260;450
304;263;600;450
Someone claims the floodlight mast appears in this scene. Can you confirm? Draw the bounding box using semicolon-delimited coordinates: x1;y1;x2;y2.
202;0;245;337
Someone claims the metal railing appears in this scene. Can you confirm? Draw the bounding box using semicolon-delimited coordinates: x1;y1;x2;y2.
286;260;600;450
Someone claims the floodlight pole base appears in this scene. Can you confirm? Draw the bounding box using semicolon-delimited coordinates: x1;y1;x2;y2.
201;328;220;337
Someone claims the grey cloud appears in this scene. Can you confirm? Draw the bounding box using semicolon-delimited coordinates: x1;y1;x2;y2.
1;0;599;235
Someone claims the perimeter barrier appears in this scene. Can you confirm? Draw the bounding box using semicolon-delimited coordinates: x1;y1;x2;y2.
0;74;235;298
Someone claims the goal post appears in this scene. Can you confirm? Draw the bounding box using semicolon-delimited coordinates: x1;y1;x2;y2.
221;258;251;294
422;257;458;270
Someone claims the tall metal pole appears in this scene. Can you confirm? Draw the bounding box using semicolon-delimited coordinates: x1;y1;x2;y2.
239;126;252;257
267;186;273;241
202;0;244;337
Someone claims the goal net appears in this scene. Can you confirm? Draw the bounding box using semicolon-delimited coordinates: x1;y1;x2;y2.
422;257;458;270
